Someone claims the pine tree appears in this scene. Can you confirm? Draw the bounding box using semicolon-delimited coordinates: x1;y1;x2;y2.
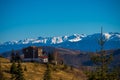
10;62;17;74
15;61;25;80
88;27;113;80
43;63;52;80
10;61;25;80
10;62;17;80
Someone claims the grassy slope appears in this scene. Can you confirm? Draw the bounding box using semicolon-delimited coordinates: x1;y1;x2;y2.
0;58;87;80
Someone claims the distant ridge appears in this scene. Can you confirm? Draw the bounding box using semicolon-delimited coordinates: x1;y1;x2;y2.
0;32;120;53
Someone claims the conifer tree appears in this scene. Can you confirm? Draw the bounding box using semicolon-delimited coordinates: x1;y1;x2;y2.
10;61;25;80
15;61;25;80
88;27;113;80
43;63;52;80
10;62;17;74
10;61;17;80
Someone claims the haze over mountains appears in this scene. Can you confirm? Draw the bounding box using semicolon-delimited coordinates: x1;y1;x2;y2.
0;32;120;53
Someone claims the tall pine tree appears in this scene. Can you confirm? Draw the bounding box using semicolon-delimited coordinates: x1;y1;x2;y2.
10;61;25;80
43;63;52;80
10;62;17;74
15;61;25;80
88;27;113;80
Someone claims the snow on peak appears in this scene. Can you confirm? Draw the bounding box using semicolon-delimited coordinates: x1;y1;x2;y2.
102;32;120;41
68;34;86;42
51;37;63;44
104;33;111;39
63;36;68;40
1;33;120;45
68;37;82;42
0;32;120;53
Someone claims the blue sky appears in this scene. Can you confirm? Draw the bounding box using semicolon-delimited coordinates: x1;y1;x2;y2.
0;0;120;43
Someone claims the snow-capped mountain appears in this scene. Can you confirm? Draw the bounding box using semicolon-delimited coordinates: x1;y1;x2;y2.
0;32;120;53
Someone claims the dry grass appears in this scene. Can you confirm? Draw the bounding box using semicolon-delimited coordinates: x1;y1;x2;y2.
0;58;87;80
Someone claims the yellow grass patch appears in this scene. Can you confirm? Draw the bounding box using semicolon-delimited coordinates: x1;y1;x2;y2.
0;58;87;80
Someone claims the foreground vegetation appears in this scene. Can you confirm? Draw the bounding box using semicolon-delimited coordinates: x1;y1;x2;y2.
0;57;87;80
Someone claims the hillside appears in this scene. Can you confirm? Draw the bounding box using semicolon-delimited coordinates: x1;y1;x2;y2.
0;57;87;80
1;47;120;68
55;48;120;67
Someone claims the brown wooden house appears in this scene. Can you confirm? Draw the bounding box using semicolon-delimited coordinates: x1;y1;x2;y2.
22;46;48;63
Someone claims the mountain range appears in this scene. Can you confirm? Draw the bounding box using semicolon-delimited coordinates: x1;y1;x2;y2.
0;32;120;53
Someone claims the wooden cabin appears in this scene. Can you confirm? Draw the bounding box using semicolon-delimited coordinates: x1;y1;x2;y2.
22;46;48;63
